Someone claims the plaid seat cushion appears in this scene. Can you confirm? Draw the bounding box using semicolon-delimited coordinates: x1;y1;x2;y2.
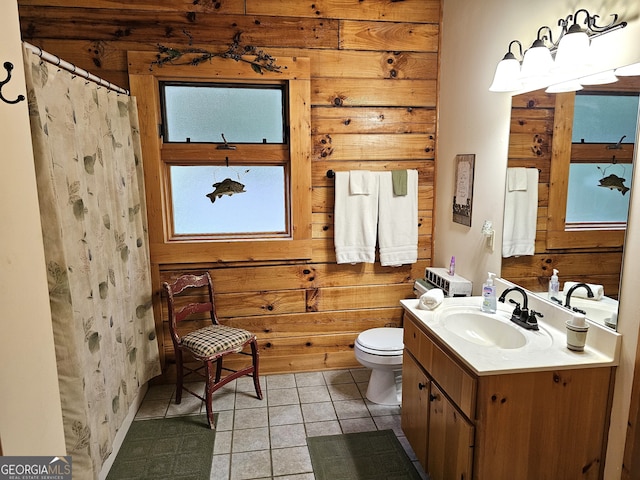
181;325;254;358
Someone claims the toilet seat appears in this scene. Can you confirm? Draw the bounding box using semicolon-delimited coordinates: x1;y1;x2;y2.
356;327;404;356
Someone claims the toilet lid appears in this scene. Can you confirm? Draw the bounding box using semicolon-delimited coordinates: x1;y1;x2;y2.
356;327;404;352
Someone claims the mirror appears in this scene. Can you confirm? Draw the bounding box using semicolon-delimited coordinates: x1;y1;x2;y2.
501;66;640;331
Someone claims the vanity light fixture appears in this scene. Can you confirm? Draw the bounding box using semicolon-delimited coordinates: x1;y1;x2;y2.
552;10;593;75
489;40;523;92
520;27;555;84
545;79;583;94
615;62;640;77
490;9;627;93
579;70;618;85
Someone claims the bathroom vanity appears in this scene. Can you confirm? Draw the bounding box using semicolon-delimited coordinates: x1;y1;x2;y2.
400;293;621;480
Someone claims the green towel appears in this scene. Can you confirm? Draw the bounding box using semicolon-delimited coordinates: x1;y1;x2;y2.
392;169;408;196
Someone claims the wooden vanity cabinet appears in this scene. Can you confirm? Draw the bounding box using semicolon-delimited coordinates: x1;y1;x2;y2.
402;312;615;480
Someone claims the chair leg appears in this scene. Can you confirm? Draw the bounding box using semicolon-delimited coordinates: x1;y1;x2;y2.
215;357;223;383
204;360;216;430
250;338;263;400
175;349;184;404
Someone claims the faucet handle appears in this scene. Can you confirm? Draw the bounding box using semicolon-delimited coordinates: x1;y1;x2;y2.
528;309;543;322
508;299;521;315
527;310;543;330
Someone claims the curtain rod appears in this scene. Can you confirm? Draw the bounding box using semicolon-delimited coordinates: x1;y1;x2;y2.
23;41;129;95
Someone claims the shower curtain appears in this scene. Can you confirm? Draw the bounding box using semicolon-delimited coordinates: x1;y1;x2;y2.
23;49;161;479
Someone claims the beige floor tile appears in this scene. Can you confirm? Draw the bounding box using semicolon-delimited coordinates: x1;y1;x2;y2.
213;430;232;455
270;423;307;448
143;384;176;401
271;446;312;477
166;395;203;417
230;450;271;480
134;399;169;419
298;385;331;404
350;368;371;383
266;373;296;389
267;387;300;406
117;371;424;480
322;369;355;385
339;416;377;433
210;454;230;480
294;371;325;387
235;389;267;409
333;399;370;419
327;382;363;401
373;414;403;434
300;401;336;423
274;474;315;480
215;409;234;431
231;426;270;453
366;399;401;417
268;404;303;426
304;420;342;437
233;407;268;430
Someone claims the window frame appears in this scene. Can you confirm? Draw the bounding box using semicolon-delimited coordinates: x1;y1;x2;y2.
547;92;634;249
128;51;312;263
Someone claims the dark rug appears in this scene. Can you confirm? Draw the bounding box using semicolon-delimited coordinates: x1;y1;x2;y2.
106;414;216;480
307;429;422;480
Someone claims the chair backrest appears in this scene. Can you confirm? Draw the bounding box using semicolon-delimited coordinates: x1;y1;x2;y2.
162;272;219;346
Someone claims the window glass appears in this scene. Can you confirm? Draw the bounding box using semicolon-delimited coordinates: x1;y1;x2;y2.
162;83;285;143
170;166;286;235
565;163;631;226
572;94;639;144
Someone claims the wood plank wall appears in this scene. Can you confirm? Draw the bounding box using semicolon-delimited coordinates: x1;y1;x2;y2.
502;79;640;298
18;0;440;380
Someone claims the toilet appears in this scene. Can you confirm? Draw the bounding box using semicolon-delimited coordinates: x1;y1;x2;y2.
354;327;404;405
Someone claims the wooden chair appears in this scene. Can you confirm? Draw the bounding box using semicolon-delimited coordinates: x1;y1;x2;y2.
162;272;263;429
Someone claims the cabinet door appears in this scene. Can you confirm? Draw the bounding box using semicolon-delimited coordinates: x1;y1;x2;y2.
401;352;429;468
428;383;474;480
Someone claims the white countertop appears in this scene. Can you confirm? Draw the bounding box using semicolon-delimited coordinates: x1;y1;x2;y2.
401;295;621;376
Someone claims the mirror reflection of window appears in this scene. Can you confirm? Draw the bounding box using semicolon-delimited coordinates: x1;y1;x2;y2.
566;93;639;230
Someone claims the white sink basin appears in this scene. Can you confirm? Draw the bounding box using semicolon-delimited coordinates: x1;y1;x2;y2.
440;310;527;349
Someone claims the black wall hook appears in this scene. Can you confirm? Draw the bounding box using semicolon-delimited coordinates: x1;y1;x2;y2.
0;62;26;105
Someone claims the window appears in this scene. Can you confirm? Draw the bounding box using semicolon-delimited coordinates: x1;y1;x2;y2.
162;83;285;143
565;93;637;230
547;91;638;249
128;53;311;263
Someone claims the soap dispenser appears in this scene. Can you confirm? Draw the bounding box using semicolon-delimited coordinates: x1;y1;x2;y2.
481;272;497;313
548;269;560;300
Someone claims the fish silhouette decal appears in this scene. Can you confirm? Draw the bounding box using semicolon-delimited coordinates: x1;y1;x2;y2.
598;173;630;196
206;178;246;203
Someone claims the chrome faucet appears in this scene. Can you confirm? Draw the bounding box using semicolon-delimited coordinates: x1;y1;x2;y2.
498;286;541;331
564;283;594;311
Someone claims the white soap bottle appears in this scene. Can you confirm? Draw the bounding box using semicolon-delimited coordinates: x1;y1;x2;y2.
548;268;560;300
481;272;497;313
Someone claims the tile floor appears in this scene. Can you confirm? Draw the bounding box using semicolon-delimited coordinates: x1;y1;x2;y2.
134;368;428;480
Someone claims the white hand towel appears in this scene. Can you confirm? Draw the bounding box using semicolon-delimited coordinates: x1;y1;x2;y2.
562;281;604;301
502;168;538;258
508;167;528;191
334;171;379;264
349;170;373;195
377;170;418;267
418;289;444;310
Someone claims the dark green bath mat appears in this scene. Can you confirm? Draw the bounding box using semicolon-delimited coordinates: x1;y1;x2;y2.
307;429;422;480
106;414;216;480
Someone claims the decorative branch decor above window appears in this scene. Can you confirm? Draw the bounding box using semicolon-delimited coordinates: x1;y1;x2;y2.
151;31;282;74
